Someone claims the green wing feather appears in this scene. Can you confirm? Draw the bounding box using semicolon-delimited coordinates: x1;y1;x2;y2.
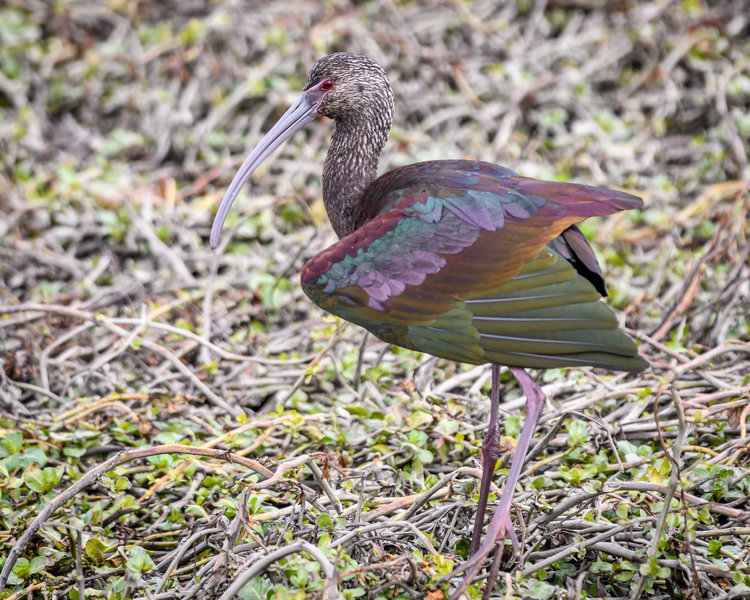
405;248;646;371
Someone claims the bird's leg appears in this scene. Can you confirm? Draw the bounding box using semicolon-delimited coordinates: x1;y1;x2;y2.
470;364;502;556
447;367;546;600
483;548;506;600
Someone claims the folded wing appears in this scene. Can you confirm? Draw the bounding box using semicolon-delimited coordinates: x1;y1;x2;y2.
301;160;648;372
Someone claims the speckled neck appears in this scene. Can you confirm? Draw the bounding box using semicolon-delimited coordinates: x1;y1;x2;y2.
322;92;394;238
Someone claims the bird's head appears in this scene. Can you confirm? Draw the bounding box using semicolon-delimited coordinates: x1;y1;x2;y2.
210;53;393;248
303;53;392;120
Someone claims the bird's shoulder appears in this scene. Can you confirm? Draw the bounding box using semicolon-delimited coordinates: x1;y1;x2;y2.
363;159;526;222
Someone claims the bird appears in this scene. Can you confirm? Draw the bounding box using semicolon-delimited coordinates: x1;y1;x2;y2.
210;52;648;598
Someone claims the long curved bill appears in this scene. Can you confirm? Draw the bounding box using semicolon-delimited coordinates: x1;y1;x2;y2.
210;92;321;248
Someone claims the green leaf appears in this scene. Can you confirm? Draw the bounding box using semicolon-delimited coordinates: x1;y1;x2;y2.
657;565;671;578
411;430;428;444
114;476;131;492
85;537;109;564
62;445;87;458
454;537;471;559
710;557;730;571
639;556;671;579
1;432;24;455
316;513;334;529
504;415;521;437
436;419;459;435
24;466;63;494
238;577;271;600
344;405;372;417
125;546;155;574
591;561;613;573
247;494;268;514
14;448;48;469
529;580;555;599
202;475;222;488
154;431;185;444
186;504;209;519
28;556;46;575
11;557;30;580
216;497;238;517
532;476;553;490
369;444;392;456
566;419;589;446
114;494;139;511
287;562;308;588
405;411;432;430
581;465;598;479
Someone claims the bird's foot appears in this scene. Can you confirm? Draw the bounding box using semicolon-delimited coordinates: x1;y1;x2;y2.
441;366;541;598
442;508;519;600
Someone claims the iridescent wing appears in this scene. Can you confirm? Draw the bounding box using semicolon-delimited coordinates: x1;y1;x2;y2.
302;160;647;372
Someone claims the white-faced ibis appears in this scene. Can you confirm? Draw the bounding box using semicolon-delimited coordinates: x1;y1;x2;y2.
210;53;648;597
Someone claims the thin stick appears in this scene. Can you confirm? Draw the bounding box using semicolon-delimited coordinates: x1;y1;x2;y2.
216;541;338;600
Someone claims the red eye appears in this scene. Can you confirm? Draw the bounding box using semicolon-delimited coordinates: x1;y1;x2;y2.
321;79;333;90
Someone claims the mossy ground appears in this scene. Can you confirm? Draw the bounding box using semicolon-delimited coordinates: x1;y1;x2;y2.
1;1;749;599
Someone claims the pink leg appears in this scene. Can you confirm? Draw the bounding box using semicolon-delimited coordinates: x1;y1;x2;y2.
447;367;546;600
470;364;502;556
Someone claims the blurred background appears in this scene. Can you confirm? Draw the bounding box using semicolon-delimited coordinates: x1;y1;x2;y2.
1;1;749;598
